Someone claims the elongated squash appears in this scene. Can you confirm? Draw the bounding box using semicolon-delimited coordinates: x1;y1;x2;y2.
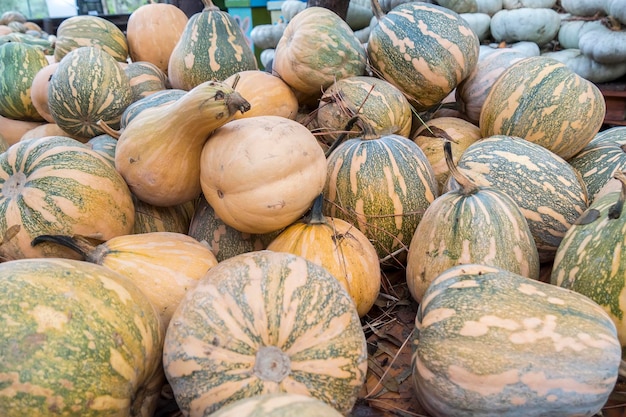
414;263;621;417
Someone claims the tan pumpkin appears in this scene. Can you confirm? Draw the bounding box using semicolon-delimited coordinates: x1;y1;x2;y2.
266;194;381;317
19;123;83;142
200;115;327;234
126;1;188;74
223;70;299;120
0;114;44;146
32;231;218;329
30;62;59;124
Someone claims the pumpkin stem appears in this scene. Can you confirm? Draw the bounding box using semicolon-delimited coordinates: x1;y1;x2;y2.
444;140;479;195
96;119;121;139
31;234;97;261
370;0;385;21
608;170;626;219
201;0;220;12
304;194;327;225
324;115;362;158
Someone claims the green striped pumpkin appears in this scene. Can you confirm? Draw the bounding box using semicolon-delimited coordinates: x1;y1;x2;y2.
120;88;187;129
167;0;258;91
124;61;168;103
86;133;117;167
208;393;344;417
406;142;540;303
0;136;135;261
132;194;195;235
163;250;368;416
448;135;589;264
324;131;439;268
0;42;48;121
551;171;626;368
567;126;626;203
53;15;129;62
48;46;132;141
187;194;280;262
413;263;621;417
316;75;413;145
0;258;164;417
479;56;606;161
366;1;480;111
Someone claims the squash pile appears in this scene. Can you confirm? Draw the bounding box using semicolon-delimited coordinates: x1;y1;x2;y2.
0;0;625;416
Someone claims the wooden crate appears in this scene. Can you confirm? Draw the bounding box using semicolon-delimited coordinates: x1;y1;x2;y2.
598;77;626;127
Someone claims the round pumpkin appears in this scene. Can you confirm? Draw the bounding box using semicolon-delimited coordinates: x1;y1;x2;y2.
367;1;480;111
267;194;381;317
163;250;368;416
0;258;164;416
223;70;299;120
413;263;621;417
200;115;327;235
126;2;188;74
207;393;345;417
132;194;195;235
123;60;168;103
0;136;135;261
30;61;59;124
479;56;606;161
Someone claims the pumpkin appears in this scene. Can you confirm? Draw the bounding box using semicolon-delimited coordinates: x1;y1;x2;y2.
411;116;482;194
124;61;168;103
115;80;250;207
568;127;626;203
29;61;59;124
406;140;539;303
481;40;540;58
502;0;556;7
207;393;345;417
315;75;413;146
120;88;187;129
447;134;589;264
542;48;626;84
267;194;381;317
557;19;604;50
490;8;561;46
249;22;287;50
455;47;526;124
479;56;606;161
551;170;626;375
31;231;218;329
200;115;327;235
272;6;367;99
367;1;480;111
606;0;626;25
188;194;280;262
168;0;258;91
0;258;165;417
460;12;492;41
0;136;135;261
476;0;503;15
53;15;129;62
223;70;299;120
18;122;81;142
413;263;621;417
0;42;48;122
579;24;626;65
132;194;196;235
560;0;607;16
48;46;133;141
126;2;188;74
437;0;478;13
0;114;44;146
324;123;439;268
163;250;368;416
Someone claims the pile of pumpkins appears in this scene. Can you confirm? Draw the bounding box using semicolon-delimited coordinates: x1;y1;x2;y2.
1;0;626;416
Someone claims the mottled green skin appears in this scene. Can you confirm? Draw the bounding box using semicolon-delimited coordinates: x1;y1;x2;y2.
449;135;589;264
414;264;621;417
367;2;479;111
0;136;135;260
551;190;626;358
86;134;117;167
163;250;368;416
53;15;129;62
188;195;279;262
568;126;626;203
0;258;164;417
123;61;168;103
48;46;132;140
168;8;258;91
120;89;186;129
406;184;540;303
479;56;605;160
0;42;48;121
324;134;438;267
208;393;344;417
132;194;194;235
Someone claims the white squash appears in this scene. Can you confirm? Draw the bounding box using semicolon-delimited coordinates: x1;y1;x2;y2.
476;0;502;15
579;24;626;65
557;19;604;49
491;8;561;46
481;40;540;59
460;13;491;41
560;0;607;16
542;48;626;83
502;0;556;8
606;0;626;25
436;0;478;13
